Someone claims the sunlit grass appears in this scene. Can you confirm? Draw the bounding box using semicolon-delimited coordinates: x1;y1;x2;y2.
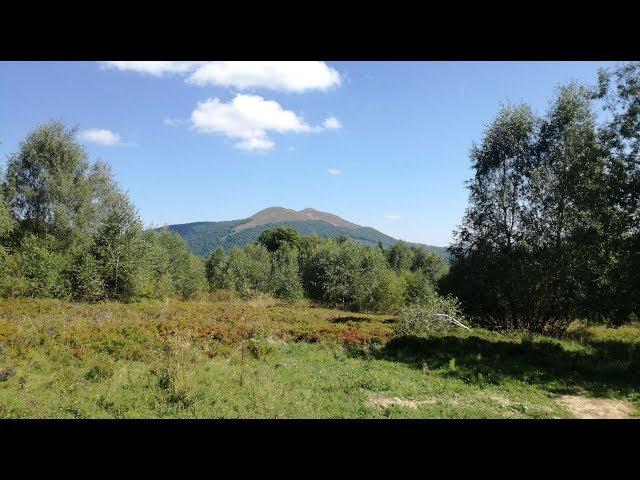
1;298;638;418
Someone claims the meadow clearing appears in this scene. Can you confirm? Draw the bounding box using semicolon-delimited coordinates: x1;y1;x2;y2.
1;297;638;419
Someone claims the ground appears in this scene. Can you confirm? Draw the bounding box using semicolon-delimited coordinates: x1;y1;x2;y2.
0;297;638;419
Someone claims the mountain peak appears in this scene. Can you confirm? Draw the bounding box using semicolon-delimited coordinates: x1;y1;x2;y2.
235;206;360;232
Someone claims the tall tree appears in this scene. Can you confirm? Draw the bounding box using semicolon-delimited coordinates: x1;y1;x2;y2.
447;104;537;330
527;83;607;329
91;191;144;301
595;62;640;322
4;122;95;246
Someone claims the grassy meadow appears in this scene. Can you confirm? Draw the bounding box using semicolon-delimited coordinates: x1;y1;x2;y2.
1;297;638;419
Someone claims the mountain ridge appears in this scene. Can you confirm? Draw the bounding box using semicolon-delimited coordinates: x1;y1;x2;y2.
163;206;449;261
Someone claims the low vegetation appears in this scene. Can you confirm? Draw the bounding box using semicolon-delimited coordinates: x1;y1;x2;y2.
0;298;638;418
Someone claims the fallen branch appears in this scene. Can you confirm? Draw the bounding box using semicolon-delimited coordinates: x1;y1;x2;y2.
432;314;472;331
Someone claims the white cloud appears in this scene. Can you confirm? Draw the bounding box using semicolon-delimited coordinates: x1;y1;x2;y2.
191;94;318;151
187;61;341;92
78;129;124;146
100;61;341;93
385;215;401;220
322;117;342;130
100;61;203;77
328;169;342;176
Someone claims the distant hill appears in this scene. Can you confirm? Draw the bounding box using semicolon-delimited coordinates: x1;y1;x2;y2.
163;207;449;261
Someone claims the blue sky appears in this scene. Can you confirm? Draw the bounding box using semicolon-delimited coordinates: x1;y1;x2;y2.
0;61;614;246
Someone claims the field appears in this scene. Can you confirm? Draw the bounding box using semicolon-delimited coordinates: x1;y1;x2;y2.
0;297;639;419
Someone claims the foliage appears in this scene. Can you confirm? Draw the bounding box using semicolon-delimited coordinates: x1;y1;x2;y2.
90;192;143;302
269;245;304;300
17;234;69;298
257;226;303;252
593;62;640;323
446;84;615;333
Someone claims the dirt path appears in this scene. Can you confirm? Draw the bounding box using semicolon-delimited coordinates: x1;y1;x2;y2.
556;395;636;419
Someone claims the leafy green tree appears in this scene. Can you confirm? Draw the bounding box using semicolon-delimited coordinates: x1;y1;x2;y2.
401;270;437;306
175;254;207;300
386;241;415;272
205;247;228;291
257;227;303;252
67;252;104;302
410;246;448;284
18;234;69;298
4;122;96;250
301;238;389;312
525;83;607;329
269;245;304;299
0;187;16;296
91;192;144;302
447;103;538;330
0;187;14;240
223;244;272;298
372;270;406;313
447;85;608;333
595;62;640;323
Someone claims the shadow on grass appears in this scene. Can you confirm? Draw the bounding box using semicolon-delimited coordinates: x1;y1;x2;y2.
351;334;640;398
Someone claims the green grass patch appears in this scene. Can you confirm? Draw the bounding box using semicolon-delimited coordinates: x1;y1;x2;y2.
0;299;638;418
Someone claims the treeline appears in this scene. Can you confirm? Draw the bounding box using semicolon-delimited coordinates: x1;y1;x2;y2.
442;63;640;333
0;122;206;302
0;125;448;314
205;227;450;313
2;62;637;335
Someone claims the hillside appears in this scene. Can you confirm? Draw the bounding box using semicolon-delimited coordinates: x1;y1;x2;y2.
163;207;449;260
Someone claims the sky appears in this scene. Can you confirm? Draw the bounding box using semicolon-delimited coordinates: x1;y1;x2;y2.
0;61;615;246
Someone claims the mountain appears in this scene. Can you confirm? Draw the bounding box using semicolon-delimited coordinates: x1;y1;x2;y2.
164;207;449;261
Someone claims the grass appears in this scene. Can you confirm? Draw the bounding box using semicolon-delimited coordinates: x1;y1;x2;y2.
0;297;638;418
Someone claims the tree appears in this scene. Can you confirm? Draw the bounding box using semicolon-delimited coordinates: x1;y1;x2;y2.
386;241;415;272
18;233;68;298
300;238;390;312
0;187;14;240
526;83;607;329
446;103;537;330
4;121;96;249
410;246;448;285
446;84;609;333
257;227;302;252
219;244;272;298
67;251;104;302
0;186;18;297
595;62;640;323
205;247;228;291
91;192;144;301
269;245;304;300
